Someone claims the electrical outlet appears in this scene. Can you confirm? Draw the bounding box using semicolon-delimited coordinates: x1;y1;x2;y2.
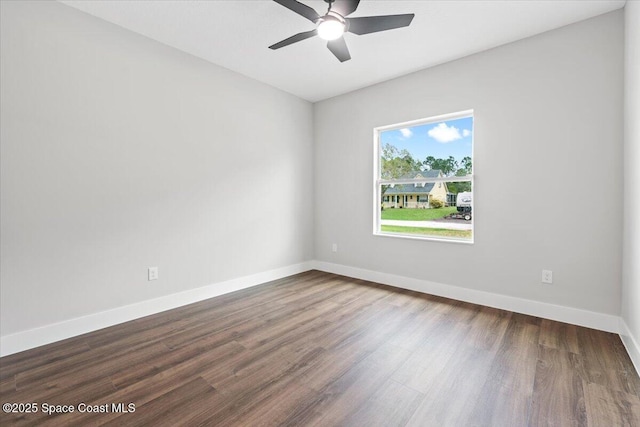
332;243;338;253
148;266;159;281
542;270;553;284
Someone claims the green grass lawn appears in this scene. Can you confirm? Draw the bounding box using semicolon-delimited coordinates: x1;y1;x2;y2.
381;225;472;239
381;207;457;221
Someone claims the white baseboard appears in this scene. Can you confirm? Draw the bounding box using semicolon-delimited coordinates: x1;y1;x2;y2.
312;261;621;334
1;260;628;360
0;262;314;357
620;319;640;377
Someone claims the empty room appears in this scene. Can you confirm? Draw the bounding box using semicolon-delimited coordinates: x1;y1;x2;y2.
1;0;639;425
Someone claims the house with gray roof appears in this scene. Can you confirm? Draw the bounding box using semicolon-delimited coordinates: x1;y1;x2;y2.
383;170;449;209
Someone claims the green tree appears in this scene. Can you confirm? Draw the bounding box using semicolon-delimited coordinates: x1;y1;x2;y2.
381;144;420;180
423;155;458;176
380;144;421;198
448;157;473;194
460;156;472;174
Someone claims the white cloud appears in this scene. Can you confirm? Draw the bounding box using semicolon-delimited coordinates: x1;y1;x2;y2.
428;123;462;143
462;129;471;137
399;128;413;138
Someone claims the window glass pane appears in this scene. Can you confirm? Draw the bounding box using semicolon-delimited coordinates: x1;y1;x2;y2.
379;116;473;181
379;182;472;241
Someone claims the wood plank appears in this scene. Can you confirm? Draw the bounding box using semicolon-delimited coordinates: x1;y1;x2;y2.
0;376;15;395
159;300;293;350
0;338;91;382
577;327;639;395
465;320;540;426
461;305;512;352
392;318;472;393
235;304;331;350
288;358;400;426
405;346;496;426
539;318;580;354
224;380;320;427
583;380;640;426
57;341;246;425
103;377;217;426
15;342;170;391
0;377;116;426
198;345;325;425
341;379;423;427
383;305;444;352
110;334;247;389
529;345;588;426
610;336;640;396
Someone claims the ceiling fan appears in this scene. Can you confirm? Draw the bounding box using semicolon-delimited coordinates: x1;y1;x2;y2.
269;0;415;62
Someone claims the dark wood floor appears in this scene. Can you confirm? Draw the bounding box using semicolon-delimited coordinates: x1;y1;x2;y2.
1;271;639;426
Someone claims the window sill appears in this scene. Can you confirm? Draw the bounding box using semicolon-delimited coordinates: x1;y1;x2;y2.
373;230;474;245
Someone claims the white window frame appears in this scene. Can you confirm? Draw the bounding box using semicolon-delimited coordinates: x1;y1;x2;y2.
373;110;474;244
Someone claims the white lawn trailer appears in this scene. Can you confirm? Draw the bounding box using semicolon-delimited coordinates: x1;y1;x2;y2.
450;192;472;221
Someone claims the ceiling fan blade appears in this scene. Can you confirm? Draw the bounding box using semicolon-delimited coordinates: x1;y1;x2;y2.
347;14;415;35
269;29;318;50
272;0;320;23
327;37;351;62
331;0;361;17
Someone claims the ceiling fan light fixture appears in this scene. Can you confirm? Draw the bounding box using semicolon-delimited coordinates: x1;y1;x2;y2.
317;16;345;40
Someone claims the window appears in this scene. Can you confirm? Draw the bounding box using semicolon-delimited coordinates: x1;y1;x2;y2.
373;110;474;242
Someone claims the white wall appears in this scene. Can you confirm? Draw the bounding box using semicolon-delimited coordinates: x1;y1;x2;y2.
315;11;624;316
622;1;640;369
0;1;314;337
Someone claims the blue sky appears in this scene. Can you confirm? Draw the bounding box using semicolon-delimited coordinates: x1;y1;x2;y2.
380;116;473;165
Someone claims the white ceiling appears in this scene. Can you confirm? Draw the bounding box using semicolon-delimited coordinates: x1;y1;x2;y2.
59;0;625;102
